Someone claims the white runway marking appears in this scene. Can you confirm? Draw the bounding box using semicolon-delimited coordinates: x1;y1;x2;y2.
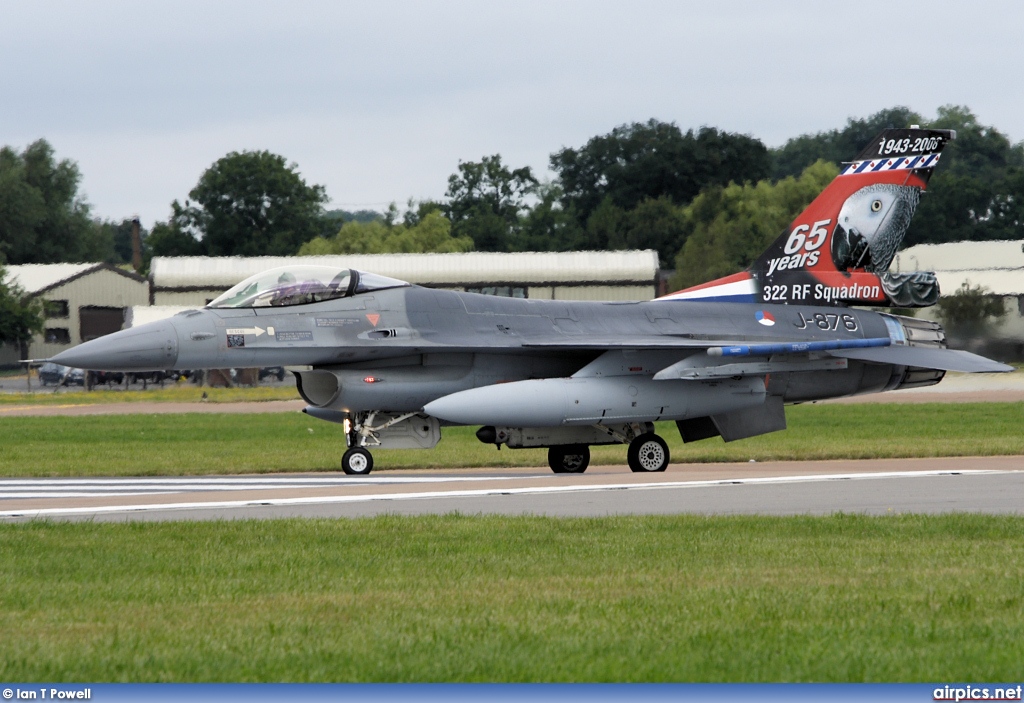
1;469;1018;518
0;475;527;499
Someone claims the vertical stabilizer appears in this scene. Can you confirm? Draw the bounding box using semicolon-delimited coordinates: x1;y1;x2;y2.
661;127;954;307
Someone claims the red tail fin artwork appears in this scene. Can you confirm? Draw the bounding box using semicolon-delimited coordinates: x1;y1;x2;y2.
660;127;954;307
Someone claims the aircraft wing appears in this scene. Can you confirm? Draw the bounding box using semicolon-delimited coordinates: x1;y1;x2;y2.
830;346;1013;373
524;334;1013;374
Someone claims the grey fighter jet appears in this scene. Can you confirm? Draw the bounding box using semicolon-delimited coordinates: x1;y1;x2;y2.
49;127;1012;475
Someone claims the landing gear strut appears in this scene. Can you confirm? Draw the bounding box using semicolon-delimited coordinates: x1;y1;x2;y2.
340;411;422;476
627;433;669;473
548;444;590;474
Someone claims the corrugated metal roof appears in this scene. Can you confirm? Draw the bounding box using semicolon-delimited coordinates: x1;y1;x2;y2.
2;263;100;294
125;306;195;328
894;240;1024;272
892;240;1024;296
151;251;660;288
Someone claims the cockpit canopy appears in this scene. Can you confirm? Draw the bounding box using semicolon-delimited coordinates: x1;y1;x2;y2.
206;266;409;309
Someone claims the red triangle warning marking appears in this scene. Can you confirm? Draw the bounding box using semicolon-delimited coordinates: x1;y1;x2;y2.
366;313;380;327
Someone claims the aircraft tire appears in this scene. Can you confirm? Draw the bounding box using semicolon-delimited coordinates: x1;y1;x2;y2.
548;445;590;474
627;433;669;473
342;447;374;475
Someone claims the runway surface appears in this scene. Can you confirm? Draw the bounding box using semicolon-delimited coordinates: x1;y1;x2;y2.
3;456;1022;522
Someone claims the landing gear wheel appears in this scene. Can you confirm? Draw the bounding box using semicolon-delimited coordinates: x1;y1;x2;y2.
627;433;669;473
548;445;590;474
342;447;374;475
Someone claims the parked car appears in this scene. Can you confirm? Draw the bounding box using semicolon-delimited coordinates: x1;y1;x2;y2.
38;362;68;386
61;367;85;386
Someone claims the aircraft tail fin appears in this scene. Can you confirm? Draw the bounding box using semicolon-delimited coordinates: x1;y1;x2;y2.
660;127;955;307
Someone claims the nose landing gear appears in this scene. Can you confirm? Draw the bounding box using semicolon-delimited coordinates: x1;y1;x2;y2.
341;447;374;475
339;410;425;476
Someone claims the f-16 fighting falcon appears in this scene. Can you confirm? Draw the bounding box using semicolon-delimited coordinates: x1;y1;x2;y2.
48;127;1012;475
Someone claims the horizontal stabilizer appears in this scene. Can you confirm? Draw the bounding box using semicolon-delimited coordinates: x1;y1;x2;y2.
830;346;1013;373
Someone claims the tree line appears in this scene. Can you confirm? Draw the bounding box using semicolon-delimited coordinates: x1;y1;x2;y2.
2;105;1022;277
3;104;1022;350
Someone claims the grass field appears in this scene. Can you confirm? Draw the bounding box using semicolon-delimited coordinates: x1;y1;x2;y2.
1;514;1022;682
0;384;300;406
1;402;1021;476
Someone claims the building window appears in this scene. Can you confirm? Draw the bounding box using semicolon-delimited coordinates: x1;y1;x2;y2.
45;328;71;344
79;306;125;343
44;299;69;318
465;286;527;298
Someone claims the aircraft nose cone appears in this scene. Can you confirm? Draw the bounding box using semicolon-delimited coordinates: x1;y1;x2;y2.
49;319;179;371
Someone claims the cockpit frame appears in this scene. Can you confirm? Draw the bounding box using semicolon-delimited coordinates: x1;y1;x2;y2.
206;266;409;309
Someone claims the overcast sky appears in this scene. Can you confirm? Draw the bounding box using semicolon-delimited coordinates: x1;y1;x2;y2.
3;0;1022;227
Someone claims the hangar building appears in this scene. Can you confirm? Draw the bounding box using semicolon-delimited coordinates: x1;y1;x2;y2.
892;240;1024;359
149;251;660;307
0;263;149;365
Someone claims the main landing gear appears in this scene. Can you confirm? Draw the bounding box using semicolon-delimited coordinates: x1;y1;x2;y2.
545;433;670;474
626;433;670;473
479;423;671;475
548;445;590;473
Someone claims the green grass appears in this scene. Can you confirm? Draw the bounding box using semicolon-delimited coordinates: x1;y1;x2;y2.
0;514;1022;681
1;402;1021;476
0;384;300;406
